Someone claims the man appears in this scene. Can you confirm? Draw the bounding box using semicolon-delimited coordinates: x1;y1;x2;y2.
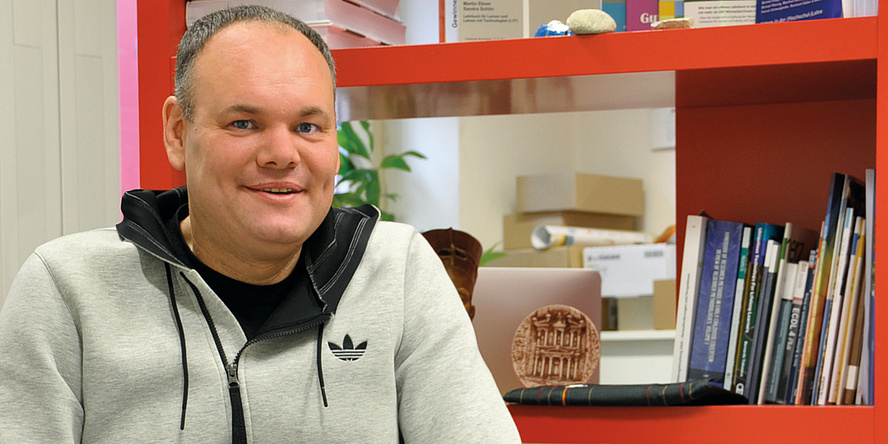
0;5;521;443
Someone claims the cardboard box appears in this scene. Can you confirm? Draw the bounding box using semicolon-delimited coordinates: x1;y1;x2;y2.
610;279;676;331
582;243;676;298
516;172;644;216
652;279;677;330
503;211;637;250
616;296;654;330
486;245;586;268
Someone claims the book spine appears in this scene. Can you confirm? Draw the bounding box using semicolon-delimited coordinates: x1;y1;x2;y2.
724;226;753;391
732;223;783;397
764;261;800;403
672;215;709;382
788;249;819;404
745;240;780;404
687;220;744;386
776;259;810;404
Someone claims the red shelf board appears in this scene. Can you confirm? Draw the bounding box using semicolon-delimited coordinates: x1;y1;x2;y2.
510;404;874;443
333;17;877;87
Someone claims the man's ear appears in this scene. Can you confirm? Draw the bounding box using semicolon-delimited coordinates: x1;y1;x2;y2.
162;96;187;171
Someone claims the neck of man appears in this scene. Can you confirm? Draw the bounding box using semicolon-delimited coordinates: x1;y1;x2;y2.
179;216;301;286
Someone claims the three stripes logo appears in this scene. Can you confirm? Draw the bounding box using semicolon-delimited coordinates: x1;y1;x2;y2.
328;334;367;362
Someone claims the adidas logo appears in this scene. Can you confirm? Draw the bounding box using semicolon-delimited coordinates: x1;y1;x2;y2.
328;334;367;362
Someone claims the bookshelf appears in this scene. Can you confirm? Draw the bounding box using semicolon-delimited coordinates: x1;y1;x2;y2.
135;3;884;442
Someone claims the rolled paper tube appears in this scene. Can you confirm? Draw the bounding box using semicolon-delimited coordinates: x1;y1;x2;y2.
531;225;653;250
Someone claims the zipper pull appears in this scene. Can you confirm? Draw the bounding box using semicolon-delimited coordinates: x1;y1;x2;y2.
226;362;239;387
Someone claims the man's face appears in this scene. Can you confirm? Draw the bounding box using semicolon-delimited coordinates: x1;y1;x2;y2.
169;23;338;261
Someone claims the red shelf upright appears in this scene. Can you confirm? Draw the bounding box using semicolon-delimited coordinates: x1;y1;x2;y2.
136;0;186;190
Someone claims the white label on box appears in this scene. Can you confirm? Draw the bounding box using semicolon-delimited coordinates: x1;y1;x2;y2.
583;244;676;297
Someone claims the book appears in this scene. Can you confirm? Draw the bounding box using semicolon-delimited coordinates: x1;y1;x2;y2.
658;0;684;20
811;207;852;404
349;0;401;20
759;223;819;404
723;225;753;391
840;223;867;404
672;214;710;382
312;24;386;49
604;0;629;32
755;0;842;24
762;260;799;403
796;173;865;404
627;0;660;31
831;217;865;404
731;222;784;398
684;0;757;28
687;219;746;386
745;239;780;403
814;205;859;404
785;250;818;404
186;0;407;45
856;169;875;405
774;258;810;404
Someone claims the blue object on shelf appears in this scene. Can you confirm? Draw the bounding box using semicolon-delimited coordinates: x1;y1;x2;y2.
534;20;574;37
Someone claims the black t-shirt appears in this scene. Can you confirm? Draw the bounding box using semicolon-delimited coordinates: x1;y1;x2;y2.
167;205;300;340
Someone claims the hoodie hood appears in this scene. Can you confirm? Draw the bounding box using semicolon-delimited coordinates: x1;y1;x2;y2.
116;187;380;320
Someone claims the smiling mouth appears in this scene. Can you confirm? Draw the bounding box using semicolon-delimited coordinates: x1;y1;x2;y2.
253;187;301;195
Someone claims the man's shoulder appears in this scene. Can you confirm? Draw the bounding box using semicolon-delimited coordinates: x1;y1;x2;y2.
367;220;417;244
34;227;133;261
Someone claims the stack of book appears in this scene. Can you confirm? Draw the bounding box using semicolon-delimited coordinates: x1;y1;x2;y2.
186;0;405;49
672;171;875;405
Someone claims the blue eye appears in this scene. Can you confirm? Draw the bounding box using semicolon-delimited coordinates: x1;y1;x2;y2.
232;120;252;130
296;123;318;133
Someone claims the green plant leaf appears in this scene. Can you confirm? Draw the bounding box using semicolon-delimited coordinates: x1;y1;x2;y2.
359;120;374;151
338;152;355;176
332;192;367;208
337;122;371;160
380;155;411;171
479;241;507;266
366;171;380;205
400;150;427;159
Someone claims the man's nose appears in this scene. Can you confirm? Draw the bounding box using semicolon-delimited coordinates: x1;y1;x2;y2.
257;125;301;168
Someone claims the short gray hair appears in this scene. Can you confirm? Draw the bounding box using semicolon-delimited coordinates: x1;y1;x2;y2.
175;5;336;121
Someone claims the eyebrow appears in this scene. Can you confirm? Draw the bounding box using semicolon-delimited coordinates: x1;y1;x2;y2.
223;104;331;121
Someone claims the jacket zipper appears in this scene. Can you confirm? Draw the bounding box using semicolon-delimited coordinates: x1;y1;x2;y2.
220;319;330;443
184;274;331;443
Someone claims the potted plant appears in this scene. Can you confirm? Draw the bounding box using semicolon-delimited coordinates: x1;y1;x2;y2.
334;121;425;221
335;121;505;265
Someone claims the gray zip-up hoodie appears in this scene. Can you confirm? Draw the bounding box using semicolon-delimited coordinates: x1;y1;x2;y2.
0;188;521;443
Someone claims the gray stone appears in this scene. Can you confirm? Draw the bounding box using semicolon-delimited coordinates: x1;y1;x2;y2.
566;9;617;35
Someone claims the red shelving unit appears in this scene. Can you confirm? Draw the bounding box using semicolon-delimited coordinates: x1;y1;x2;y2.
135;3;884;442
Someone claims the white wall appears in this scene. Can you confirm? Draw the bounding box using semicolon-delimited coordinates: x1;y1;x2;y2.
383;110;676;253
0;0;120;305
